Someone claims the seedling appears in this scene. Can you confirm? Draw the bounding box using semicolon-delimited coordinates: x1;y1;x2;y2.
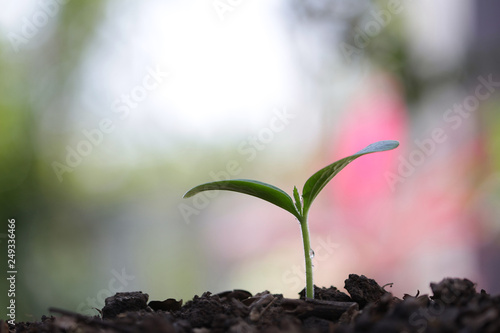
183;140;399;299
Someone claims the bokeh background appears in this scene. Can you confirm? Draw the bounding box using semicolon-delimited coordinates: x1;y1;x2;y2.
1;0;500;322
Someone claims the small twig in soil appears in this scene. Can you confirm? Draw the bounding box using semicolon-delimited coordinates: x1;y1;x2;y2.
281;298;358;321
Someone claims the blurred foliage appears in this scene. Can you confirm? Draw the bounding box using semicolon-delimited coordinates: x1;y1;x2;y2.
0;0;110;320
284;0;470;109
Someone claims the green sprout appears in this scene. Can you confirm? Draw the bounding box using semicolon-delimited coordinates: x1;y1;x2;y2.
183;140;399;299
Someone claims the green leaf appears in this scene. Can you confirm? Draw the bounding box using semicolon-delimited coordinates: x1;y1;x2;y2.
302;140;399;215
293;186;302;215
183;179;300;219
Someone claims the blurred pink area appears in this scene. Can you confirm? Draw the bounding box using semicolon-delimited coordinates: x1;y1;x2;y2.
319;73;484;294
329;74;408;231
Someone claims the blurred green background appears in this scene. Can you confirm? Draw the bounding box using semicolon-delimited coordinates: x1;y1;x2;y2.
1;0;500;322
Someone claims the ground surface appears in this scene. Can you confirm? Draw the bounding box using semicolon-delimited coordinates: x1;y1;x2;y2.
4;274;500;332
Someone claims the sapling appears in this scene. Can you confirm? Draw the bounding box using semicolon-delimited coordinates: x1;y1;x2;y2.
183;140;399;299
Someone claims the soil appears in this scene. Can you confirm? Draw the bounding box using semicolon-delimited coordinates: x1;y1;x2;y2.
4;274;500;332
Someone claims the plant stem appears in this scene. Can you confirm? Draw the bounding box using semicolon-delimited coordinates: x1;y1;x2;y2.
299;215;314;299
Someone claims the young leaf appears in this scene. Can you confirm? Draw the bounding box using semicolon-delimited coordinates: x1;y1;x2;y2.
293;186;302;215
302;140;399;215
184;179;300;219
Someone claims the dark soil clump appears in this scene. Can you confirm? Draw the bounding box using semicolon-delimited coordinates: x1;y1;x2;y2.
5;274;500;332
